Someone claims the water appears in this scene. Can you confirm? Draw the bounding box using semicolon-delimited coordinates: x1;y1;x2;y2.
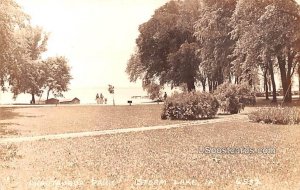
0;87;153;105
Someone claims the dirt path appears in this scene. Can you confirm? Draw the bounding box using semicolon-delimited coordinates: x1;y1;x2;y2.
0;114;248;144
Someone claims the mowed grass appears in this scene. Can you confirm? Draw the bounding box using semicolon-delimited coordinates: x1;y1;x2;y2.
1;105;185;136
0;108;18;136
0;108;18;120
0;105;300;189
1;120;299;189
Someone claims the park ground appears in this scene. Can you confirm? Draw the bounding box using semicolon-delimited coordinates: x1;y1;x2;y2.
0;101;300;190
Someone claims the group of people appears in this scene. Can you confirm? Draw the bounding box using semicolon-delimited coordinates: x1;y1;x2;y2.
96;93;107;104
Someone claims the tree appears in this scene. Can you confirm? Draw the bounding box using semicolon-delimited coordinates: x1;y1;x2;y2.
108;84;115;106
142;81;162;101
194;0;236;92
261;1;300;103
298;64;300;99
126;0;201;92
0;0;28;90
8;25;49;104
230;0;300;103
167;42;201;91
42;56;72;100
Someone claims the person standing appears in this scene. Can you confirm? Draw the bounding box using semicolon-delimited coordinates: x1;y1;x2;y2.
96;93;100;104
164;92;168;101
100;93;104;104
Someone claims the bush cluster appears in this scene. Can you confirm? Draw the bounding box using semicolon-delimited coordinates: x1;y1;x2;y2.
161;92;219;120
214;83;256;114
248;107;300;125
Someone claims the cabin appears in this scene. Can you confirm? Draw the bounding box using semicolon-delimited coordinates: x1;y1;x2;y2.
45;98;59;104
60;97;80;104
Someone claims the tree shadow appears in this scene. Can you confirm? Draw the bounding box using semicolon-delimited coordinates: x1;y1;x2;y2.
0;108;19;120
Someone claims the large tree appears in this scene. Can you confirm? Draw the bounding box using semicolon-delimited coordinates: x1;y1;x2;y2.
0;0;28;90
230;0;300;102
230;0;276;100
42;56;72;100
126;0;201;92
261;1;300;102
194;0;237;92
9;25;49;104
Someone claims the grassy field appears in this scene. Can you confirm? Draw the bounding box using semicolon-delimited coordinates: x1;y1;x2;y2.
0;104;300;189
1;105;185;136
0;108;18;137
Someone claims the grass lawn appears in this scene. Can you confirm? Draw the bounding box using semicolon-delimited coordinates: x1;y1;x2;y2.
0;105;299;189
0;108;18;137
0;105;186;136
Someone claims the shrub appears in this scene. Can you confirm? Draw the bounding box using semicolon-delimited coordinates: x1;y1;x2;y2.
161;92;219;120
248;107;300;125
214;83;256;114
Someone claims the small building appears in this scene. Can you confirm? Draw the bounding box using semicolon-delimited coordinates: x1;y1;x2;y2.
60;97;80;104
45;98;59;104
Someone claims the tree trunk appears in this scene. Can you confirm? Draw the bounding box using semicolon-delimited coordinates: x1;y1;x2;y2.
285;52;293;102
201;78;206;92
269;60;277;102
187;77;196;92
235;76;238;84
31;93;35;104
263;69;269;100
208;79;213;93
213;81;218;91
47;89;51;100
278;55;290;103
228;73;232;83
298;66;300;99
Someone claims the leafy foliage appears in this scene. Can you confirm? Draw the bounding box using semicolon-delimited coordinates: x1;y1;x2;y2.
8;26;49;103
42;56;72;100
127;0;201;92
249;107;300;125
230;0;300;102
0;0;28;90
194;0;236;90
214;83;255;114
161;92;219;120
108;85;114;94
142;82;162;100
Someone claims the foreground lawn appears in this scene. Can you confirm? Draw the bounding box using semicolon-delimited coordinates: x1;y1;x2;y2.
0;119;299;189
1;105;186;136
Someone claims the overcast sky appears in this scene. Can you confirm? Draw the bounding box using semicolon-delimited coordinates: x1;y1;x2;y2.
16;0;169;89
16;0;300;89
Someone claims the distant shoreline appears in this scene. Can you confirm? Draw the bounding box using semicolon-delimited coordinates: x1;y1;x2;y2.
0;102;161;108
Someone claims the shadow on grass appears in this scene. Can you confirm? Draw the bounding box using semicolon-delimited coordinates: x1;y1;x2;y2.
0;108;20;137
217;113;232;116
20;115;41;118
0;108;19;120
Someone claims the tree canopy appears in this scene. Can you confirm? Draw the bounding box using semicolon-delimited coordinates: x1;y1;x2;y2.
0;0;72;104
127;0;300;103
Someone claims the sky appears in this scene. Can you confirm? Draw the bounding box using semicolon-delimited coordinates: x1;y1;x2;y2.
2;0;300;103
13;0;300;90
16;0;170;89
